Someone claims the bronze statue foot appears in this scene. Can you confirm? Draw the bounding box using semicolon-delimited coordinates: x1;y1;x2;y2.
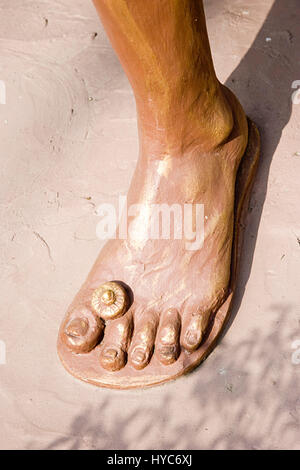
57;119;260;389
57;0;260;389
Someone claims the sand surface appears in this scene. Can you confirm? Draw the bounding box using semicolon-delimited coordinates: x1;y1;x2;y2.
0;0;299;450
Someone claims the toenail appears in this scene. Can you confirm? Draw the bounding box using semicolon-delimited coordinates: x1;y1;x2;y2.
162;345;175;355
160;344;179;363
100;347;126;371
186;331;199;345
66;318;89;337
132;348;147;364
104;348;118;360
91;281;128;321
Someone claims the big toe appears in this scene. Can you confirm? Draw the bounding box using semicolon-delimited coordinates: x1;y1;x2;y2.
65;317;89;337
156;309;181;365
61;307;104;353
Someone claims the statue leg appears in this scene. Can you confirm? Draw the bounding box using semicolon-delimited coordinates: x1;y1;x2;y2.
92;0;238;153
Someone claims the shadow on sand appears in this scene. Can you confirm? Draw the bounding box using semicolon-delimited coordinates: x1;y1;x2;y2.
223;0;298;331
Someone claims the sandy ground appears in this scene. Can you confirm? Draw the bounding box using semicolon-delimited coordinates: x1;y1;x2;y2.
0;0;299;450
